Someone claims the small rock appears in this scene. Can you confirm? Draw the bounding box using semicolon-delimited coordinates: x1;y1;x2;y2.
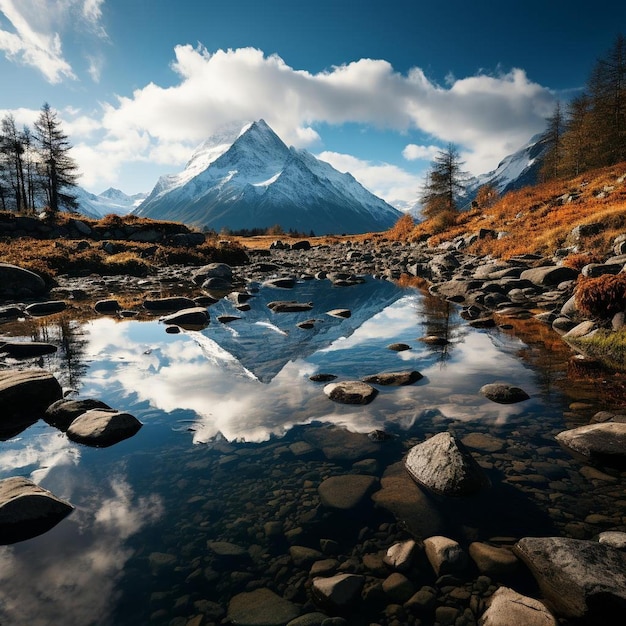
469;542;519;578
362;371;423;386
423;536;468;576
311;574;364;611
387;343;411;352
323;381;378;405
384;540;417;572
227;588;300;626
326;309;351;319
480;382;530;404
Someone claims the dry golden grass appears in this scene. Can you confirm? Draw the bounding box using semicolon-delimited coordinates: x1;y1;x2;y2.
396;163;626;259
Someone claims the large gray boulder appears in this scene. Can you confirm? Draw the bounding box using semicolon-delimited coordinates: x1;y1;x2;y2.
514;537;626;624
192;263;233;284
0;369;62;417
0;476;73;544
555;422;626;468
227;588;300;625
0;263;46;298
66;408;142;447
520;265;578;286
404;432;490;496
45;398;112;431
479;586;557;626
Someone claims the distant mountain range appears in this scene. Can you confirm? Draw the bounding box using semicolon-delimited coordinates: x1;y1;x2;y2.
133;119;403;235
74;123;549;227
73;187;148;219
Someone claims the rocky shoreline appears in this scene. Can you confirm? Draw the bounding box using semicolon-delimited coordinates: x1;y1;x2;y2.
2;236;626;625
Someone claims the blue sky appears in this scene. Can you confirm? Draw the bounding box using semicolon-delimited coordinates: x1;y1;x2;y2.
0;0;624;209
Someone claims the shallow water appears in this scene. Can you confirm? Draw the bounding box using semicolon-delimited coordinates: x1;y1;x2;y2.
0;278;624;625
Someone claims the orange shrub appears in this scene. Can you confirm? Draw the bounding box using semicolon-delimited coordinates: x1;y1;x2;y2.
575;273;626;319
563;252;605;271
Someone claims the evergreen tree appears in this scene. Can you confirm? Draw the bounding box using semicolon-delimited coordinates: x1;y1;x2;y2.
420;144;467;220
539;100;565;181
34;102;79;213
561;94;593;177
0;114;28;212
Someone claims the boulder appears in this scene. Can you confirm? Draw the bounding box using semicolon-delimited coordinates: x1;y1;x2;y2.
514;537;626;624
323;381;378;405
382;572;415;603
404;432;490;497
143;296;197;312
311;573;364;611
480;586;557;626
94;299;121;314
289;545;323;567
0;369;62;417
598;531;626;550
362;371;423;386
45;398;112;431
423;536;468;576
384;539;417;572
318;474;379;510
0;476;73;544
0;341;57;358
480;382;530;404
24;300;67;316
66;408;142;447
201;276;233;292
303;426;379;461
160;306;210;330
0;263;46;298
555;422;626;469
520;265;578;286
227;588;300;626
469;542;519;578
192;263;233;284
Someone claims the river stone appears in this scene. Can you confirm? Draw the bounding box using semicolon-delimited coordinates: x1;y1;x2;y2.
404;432;490;497
264;277;296;289
0;369;63;417
192;263;233;284
160;306;210;329
323;381;378;405
309;374;337;382
45;397;112;431
286;613;328;626
513;537;626;624
311;574;364;610
303;426;379;461
362;371;423;386
268;301;314;313
227;588;300;626
0;341;57;358
318;474;379;510
384;539;417;572
469;542;519;577
0;263;46;297
94;298;121;314
387;343;411;351
201;276;233;292
423;536;468;576
480;586;557;626
480;383;530;404
371;462;447;538
598;531;626;550
461;432;505;453
24;300;67;316
326;308;351;319
207;541;248;557
520;265;579;286
555;422;626;468
217;315;241;324
144;296;197;312
66;408;142;447
289;545;324;567
382;572;415;603
0;476;73;544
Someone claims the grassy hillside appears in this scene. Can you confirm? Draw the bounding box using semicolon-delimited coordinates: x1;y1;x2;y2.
387;163;626;259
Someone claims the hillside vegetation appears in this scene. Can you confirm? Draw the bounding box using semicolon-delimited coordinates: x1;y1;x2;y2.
387;162;626;260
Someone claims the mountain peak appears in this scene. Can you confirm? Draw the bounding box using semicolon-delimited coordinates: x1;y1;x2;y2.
135;119;402;234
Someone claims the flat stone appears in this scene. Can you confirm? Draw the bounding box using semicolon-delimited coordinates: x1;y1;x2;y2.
480;382;530;404
303;426;379;461
387;343;411;351
286;613;327;626
45;397;112;431
66;408;142;447
94;299;121;313
318;474;379;510
461;432;505;453
0;369;63;418
382;572;415;603
480;586;557;626
144;296;197;312
228;588;300;626
309;373;336;382
362;370;423;386
404;432;490;496
311;574;364;611
514;536;626;623
520;265;578;286
0;341;57;358
0;263;46;297
160;306;210;329
468;542;519;577
268;301;313;312
24;300;67;316
326;308;351;319
289;545;323;567
598;531;626;550
207;541;248;557
0;476;73;544
264;277;296;289
324;381;378;405
556;422;626;469
384;539;417;572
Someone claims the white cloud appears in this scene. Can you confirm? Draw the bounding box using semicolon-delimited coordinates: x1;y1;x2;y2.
402;144;440;161
0;0;107;83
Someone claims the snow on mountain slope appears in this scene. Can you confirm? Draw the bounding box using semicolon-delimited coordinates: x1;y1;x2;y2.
74;187;148;218
135;119;402;235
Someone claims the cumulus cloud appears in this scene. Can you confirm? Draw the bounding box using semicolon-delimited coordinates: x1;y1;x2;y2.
402;144;440;161
0;0;107;83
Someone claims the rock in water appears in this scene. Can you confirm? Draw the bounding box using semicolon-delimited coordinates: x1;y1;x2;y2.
0;476;73;544
480;382;530;404
555;422;626;469
323;381;378;405
513;537;626;624
45;398;112;431
362;371;423;386
480;586;557;626
404;432;490;496
160;306;210;329
318;474;379;510
311;573;364;611
0;369;63;417
227;588;299;625
66;408;142;447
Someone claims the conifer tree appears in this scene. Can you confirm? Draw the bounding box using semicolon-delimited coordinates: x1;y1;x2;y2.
421;144;467;220
34;102;79;213
539;101;565;181
0;114;28;212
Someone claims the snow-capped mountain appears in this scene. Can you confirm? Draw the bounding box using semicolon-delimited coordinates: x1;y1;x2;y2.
74;187;148;219
465;133;549;203
134;119;403;235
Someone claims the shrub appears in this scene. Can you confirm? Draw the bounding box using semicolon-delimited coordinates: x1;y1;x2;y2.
563;252;604;271
575;273;626;319
387;214;415;241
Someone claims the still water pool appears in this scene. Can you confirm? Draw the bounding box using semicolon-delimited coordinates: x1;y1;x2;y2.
0;278;624;625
